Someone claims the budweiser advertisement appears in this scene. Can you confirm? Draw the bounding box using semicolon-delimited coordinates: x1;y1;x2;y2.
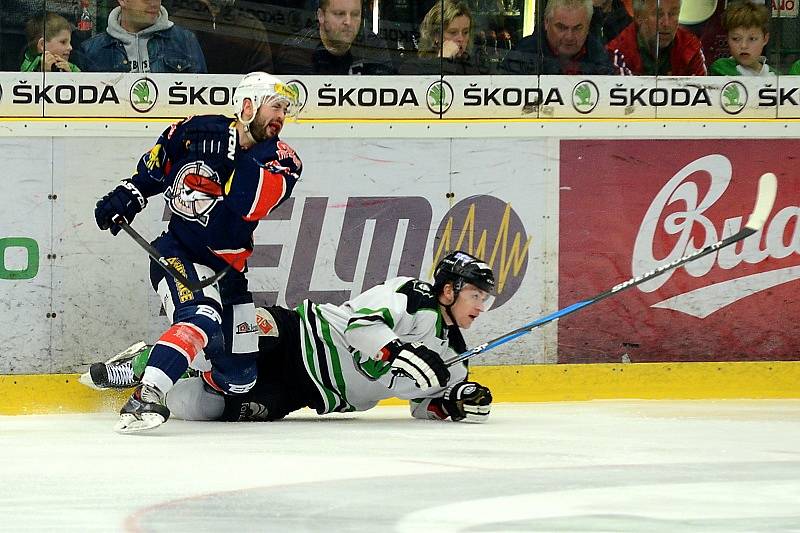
558;140;798;363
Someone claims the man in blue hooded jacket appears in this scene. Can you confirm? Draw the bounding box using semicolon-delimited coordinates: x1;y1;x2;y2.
75;0;206;73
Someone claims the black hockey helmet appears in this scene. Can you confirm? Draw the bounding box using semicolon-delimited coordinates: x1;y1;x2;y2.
433;251;495;295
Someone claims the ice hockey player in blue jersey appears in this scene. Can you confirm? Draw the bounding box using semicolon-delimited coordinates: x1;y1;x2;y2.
84;251;495;424
93;72;302;433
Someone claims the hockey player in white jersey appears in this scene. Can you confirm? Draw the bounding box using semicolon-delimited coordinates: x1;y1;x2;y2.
83;251;495;423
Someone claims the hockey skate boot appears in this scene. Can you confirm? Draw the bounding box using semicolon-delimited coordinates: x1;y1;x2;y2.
79;342;149;390
114;383;171;434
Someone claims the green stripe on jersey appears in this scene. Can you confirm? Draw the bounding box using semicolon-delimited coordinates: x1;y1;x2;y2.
316;305;355;412
346;307;395;330
297;302;336;413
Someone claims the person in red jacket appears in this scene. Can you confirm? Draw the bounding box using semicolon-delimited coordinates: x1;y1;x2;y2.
607;0;707;75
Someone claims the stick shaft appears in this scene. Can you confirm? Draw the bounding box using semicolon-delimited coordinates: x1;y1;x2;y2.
114;218;229;291
446;171;778;367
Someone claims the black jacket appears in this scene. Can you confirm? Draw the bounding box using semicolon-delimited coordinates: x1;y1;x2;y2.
275;26;395;75
590;0;632;44
501;28;618;75
399;49;495;75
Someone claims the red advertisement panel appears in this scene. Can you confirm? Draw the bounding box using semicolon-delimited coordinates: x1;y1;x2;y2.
559;140;799;363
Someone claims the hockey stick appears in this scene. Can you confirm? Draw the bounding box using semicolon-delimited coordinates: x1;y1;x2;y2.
445;172;778;367
113;217;231;291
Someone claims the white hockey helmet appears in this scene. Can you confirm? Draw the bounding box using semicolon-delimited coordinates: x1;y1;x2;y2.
232;72;300;123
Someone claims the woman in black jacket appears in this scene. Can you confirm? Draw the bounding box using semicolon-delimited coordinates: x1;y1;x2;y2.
400;0;494;75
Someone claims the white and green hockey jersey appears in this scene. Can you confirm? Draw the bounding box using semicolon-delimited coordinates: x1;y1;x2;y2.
296;276;469;415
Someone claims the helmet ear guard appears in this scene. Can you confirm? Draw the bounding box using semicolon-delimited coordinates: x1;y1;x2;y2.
232;72;300;124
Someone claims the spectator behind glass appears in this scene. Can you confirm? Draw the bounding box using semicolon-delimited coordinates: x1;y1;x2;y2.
1;0;91;71
501;0;621;74
169;0;272;74
400;0;493;74
74;0;206;72
710;1;774;75
274;0;395;75
607;0;707;75
21;12;80;72
591;0;632;43
680;0;770;68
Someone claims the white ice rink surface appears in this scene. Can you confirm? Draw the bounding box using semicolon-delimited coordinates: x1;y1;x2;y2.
2;401;800;532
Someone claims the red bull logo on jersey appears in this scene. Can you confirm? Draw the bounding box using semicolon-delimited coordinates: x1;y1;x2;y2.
165;161;223;226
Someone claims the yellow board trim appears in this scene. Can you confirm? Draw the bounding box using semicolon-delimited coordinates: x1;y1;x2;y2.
1;362;799;415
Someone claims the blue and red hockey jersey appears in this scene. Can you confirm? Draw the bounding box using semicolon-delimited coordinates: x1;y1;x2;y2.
129;114;302;272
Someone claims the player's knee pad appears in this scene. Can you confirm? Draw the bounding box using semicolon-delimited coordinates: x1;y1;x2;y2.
158;304;222;365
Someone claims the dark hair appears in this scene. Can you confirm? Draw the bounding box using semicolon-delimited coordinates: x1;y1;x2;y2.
25;12;72;54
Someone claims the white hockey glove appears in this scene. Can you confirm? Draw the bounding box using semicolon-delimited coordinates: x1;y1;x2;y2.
382;340;450;389
442;381;492;423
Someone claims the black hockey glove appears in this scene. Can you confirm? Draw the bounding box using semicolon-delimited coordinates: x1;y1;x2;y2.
442;381;492;423
95;181;147;235
383;340;450;389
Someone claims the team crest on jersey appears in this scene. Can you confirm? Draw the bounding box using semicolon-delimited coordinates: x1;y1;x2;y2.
165;161;223;226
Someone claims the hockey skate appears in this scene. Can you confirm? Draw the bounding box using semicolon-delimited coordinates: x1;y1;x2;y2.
114;383;170;434
79;342;149;390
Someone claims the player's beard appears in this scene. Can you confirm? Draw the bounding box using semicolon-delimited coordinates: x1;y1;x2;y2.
248;115;282;143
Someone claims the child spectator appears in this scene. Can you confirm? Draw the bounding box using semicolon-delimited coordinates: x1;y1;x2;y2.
21;12;80;72
710;1;775;75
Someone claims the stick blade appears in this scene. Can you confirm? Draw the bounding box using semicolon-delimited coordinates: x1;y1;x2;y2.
745;172;777;231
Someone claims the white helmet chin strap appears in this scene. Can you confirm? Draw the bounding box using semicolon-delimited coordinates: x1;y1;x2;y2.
236;99;259;145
